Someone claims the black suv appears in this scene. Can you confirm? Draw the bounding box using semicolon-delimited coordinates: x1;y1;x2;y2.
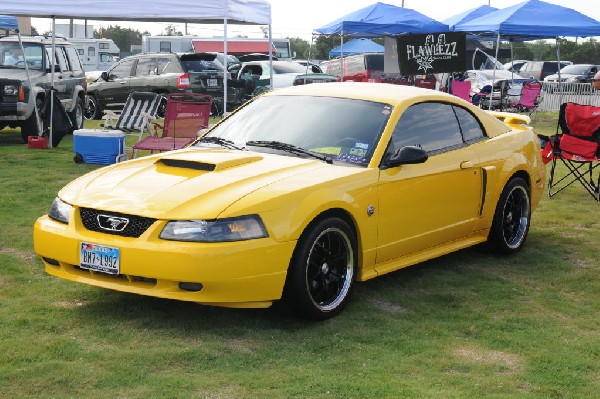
0;36;87;142
85;52;244;119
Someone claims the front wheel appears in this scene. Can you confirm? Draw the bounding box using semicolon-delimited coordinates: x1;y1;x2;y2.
488;177;531;254
20;97;44;143
283;217;357;320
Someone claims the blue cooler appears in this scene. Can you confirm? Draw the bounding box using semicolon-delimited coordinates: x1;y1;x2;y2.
73;129;126;165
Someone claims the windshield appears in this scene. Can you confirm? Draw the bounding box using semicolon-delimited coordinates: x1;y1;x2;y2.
0;42;45;70
196;95;392;167
559;64;593;74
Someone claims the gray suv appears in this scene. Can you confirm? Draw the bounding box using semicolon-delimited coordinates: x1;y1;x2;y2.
85;52;243;119
0;36;87;142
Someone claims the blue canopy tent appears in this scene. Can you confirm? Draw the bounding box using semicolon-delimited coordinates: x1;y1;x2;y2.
328;38;383;58
312;2;448;80
443;5;498;31
0;14;18;32
453;0;600;106
314;2;448;37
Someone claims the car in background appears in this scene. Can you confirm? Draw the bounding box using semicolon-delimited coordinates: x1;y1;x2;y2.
516;60;572;81
464;69;527;97
34;82;545;319
543;63;600;83
227;60;336;96
0;35;86;142
503;59;531;73
320;53;384;82
85;52;242;119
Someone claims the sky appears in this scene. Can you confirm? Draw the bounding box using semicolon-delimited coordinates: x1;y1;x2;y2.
31;0;600;42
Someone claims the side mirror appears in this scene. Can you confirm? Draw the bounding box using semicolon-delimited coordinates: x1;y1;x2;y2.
100;71;110;81
311;65;321;73
386;145;428;167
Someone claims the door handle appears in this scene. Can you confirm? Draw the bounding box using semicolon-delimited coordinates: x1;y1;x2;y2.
120;81;127;85
460;161;474;169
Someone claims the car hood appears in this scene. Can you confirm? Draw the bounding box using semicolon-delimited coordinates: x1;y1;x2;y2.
544;73;581;80
59;148;347;219
0;68;44;81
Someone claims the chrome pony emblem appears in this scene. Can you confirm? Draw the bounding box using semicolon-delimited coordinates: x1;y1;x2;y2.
97;215;129;232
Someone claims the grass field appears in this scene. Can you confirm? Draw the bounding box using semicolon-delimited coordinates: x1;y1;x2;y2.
0;112;598;398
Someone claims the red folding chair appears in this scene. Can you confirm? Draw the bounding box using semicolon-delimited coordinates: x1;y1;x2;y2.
546;102;600;201
131;93;212;158
450;80;471;102
510;81;542;115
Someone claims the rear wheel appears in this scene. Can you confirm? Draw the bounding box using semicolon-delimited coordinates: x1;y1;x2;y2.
69;97;85;132
283;217;357;320
20;97;44;143
488;177;531;254
84;95;101;120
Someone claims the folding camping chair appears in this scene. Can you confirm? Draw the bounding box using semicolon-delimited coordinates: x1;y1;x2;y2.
101;91;163;155
131;93;212;158
509;81;542;115
450;80;471;102
545;102;600;201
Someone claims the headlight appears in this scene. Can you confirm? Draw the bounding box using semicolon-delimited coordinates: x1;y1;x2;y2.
565;76;577;83
48;197;72;224
160;215;268;242
3;85;18;96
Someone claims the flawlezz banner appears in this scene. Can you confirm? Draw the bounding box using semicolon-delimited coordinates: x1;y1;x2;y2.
397;32;467;75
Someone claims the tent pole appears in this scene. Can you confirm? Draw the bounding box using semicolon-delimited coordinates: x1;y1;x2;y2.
268;24;273;89
223;18;228;116
490;32;500;111
556;37;563;105
49;17;56;148
340;32;344;82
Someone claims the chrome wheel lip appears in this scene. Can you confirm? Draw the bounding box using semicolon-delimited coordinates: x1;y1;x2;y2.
304;227;354;312
502;185;530;249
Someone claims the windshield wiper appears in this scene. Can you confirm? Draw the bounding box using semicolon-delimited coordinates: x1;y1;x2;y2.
197;136;244;150
246;140;333;164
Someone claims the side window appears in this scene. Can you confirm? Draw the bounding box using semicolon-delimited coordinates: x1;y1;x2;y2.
65;46;83;73
55;47;71;72
157;57;173;74
134;57;156;76
77;49;84;56
99;42;109;50
387;102;463;156
109;58;135;78
452;105;485;143
88;46;96;57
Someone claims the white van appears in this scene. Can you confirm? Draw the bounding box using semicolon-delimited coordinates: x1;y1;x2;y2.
70;38;120;72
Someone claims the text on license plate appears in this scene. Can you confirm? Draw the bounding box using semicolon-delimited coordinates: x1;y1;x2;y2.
80;242;120;275
207;78;218;87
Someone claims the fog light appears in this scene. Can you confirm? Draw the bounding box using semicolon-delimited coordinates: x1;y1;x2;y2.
178;282;203;292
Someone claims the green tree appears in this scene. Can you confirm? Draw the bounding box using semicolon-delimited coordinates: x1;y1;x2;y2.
94;25;143;55
160;24;183;36
288;37;309;59
312;35;343;60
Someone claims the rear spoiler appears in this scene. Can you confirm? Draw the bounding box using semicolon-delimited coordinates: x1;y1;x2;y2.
487;110;531;127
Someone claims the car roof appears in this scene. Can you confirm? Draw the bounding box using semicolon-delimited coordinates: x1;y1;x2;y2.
266;82;511;136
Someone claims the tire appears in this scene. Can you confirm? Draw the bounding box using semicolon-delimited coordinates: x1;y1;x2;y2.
20;97;44;143
282;217;357;320
69;97;85;132
85;95;101;120
488;177;531;255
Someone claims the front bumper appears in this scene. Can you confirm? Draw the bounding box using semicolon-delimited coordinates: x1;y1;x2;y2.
34;215;296;308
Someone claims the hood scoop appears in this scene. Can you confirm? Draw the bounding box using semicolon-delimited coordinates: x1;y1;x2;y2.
158;158;216;171
156;150;264;172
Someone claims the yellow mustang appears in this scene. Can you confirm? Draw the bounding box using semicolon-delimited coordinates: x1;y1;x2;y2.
33;83;545;319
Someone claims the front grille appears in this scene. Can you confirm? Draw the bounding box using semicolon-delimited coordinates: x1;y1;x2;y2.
80;208;156;238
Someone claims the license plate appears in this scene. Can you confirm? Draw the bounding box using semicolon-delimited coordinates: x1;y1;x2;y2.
207;78;218;87
80;242;120;275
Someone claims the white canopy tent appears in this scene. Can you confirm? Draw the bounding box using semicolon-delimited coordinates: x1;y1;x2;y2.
0;0;272;146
